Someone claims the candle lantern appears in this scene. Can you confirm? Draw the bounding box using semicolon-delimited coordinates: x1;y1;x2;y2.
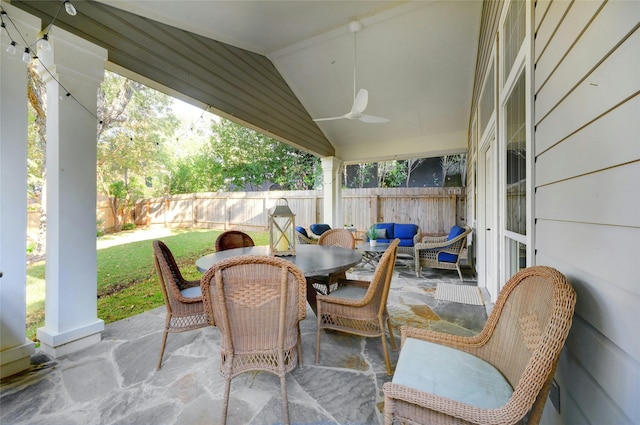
269;198;296;256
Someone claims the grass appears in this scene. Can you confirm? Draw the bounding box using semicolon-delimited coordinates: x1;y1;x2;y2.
26;229;269;342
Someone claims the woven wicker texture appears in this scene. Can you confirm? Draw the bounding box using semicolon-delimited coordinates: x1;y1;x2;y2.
414;226;472;280
295;230;317;245
152;240;209;370
215;230;255;252
383;266;576;425
201;255;307;425
307;228;356;295
316;239;400;375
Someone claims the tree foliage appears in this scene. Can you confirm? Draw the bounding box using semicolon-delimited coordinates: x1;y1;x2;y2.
167;118;320;193
97;71;179;230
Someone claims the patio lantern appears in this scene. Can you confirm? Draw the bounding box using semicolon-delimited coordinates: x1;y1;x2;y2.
269;198;296;256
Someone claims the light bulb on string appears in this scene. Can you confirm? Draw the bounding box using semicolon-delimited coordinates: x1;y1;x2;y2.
6;40;17;55
22;47;31;63
37;33;51;52
64;1;77;16
0;22;6;35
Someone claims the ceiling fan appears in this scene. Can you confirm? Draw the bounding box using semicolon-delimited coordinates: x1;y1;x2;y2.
313;21;389;124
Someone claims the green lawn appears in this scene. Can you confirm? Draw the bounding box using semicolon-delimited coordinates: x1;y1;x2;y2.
26;229;269;342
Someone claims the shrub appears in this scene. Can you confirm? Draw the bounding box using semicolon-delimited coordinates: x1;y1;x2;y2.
122;223;137;231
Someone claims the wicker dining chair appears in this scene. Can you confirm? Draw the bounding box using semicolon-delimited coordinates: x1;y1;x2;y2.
414;225;472;280
383;266;577;425
316;239;400;375
201;255;307;425
215;230;255;251
308;228;356;295
153;240;209;370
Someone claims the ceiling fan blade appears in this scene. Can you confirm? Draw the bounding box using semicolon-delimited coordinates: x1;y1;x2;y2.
313;113;350;122
351;88;369;115
359;114;390;124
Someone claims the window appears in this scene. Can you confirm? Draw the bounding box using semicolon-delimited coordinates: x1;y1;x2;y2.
505;73;526;235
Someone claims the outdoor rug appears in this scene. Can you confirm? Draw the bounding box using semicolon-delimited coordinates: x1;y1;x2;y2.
435;283;484;306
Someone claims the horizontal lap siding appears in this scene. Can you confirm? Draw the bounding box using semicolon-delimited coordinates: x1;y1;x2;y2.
534;1;640;424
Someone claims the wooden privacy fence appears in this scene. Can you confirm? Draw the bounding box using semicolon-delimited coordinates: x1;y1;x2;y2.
133;187;466;235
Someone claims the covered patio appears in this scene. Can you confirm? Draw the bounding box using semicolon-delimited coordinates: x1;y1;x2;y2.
1;264;487;425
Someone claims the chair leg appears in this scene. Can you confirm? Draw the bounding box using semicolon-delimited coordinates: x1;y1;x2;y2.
221;378;231;425
379;317;393;375
297;326;303;367
456;264;463;281
386;316;397;351
315;314;322;365
280;375;290;425
157;329;169;370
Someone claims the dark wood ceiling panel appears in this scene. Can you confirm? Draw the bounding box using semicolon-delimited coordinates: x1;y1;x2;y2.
11;0;334;157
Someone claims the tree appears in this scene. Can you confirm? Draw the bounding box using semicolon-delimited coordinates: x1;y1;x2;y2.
405;158;425;187
377;160;406;188
97;71;179;230
27;63;47;254
440;154;466;187
167;118;320;193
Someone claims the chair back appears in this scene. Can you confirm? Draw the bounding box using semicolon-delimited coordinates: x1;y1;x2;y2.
215;230;255;251
153;240;194;311
469;266;576;420
363;239;400;315
318;228;355;249
201;255;307;376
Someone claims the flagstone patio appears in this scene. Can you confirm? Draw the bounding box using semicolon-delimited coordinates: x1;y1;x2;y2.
1;263;488;425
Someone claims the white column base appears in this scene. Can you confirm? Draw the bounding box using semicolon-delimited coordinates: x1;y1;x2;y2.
0;339;35;379
37;320;104;358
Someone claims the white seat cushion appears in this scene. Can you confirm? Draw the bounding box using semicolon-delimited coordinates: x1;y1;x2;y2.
393;337;513;409
180;286;202;298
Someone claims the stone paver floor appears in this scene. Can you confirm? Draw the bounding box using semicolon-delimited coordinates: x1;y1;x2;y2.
1;262;487;425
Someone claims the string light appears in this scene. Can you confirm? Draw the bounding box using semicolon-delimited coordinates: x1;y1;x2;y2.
0;2;99;121
64;1;77;16
6;40;17;54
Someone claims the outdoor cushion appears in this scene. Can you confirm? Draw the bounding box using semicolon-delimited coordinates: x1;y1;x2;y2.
327;285;367;301
394;223;418;240
438;225;466;262
180;286;202;298
393;337;513;409
311;223;331;236
375;223;394;239
375;228;388;239
295;226;309;238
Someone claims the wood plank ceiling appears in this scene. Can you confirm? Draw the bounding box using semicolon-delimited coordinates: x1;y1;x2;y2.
10;0;335;157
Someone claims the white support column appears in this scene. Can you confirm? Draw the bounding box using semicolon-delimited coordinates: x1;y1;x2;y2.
0;2;38;379
36;27;107;357
321;156;343;228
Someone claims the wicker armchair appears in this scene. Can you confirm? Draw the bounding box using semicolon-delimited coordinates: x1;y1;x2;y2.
316;239;400;375
153;240;209;370
215;230;255;251
414;225;472;280
308;228;356;295
201;255;307;425
295;226;317;244
383;266;577;425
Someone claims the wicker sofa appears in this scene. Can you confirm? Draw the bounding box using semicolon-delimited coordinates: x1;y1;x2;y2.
367;222;420;258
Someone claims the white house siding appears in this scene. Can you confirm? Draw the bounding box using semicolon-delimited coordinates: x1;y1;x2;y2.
533;1;640;424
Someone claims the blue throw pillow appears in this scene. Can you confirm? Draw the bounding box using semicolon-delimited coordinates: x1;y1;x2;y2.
295;226;309;238
395;223;418;240
375;223;394;239
447;225;466;241
310;223;331;236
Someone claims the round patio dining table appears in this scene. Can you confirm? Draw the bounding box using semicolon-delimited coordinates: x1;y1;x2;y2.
196;244;362;313
196;244;362;276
